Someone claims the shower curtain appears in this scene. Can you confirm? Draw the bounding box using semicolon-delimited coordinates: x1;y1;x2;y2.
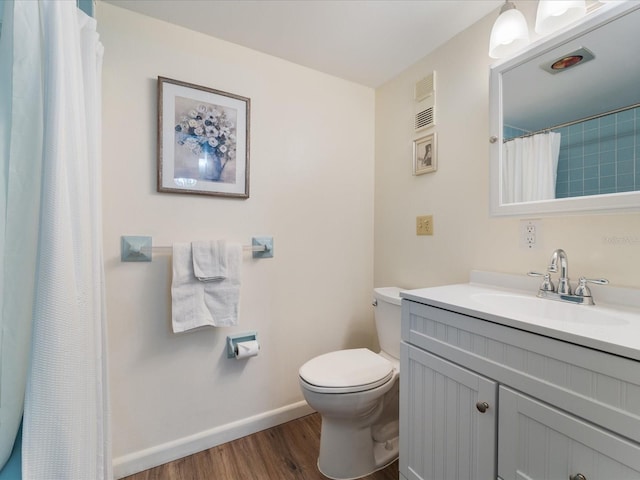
0;1;111;478
502;132;561;204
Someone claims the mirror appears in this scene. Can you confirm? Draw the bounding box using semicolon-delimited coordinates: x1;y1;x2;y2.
489;2;640;216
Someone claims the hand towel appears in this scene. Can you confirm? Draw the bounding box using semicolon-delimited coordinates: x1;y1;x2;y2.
171;242;242;332
192;240;227;282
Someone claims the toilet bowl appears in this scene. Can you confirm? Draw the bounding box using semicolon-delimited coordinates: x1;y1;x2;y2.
298;287;402;480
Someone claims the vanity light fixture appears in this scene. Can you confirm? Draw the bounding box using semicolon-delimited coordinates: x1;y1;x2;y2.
535;0;587;35
489;1;530;59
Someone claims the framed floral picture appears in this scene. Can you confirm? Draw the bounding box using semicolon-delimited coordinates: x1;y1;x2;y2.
413;133;437;175
157;76;250;198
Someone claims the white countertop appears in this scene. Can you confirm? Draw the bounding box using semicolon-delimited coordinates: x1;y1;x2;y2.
400;271;640;361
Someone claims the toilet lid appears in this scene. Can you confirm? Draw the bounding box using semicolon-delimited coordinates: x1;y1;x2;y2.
299;348;394;393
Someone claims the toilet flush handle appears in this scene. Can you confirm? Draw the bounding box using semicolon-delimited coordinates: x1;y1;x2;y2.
372;299;378;307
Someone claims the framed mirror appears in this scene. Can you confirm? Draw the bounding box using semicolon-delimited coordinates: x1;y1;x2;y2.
489;2;640;216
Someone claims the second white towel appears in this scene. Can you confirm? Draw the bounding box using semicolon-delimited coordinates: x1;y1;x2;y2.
171;241;242;332
192;240;228;281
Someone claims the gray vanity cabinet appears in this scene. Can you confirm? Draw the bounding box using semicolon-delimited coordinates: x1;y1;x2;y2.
399;344;496;480
400;297;640;480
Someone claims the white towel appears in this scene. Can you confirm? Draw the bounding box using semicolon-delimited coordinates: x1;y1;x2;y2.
192;240;227;281
171;242;242;332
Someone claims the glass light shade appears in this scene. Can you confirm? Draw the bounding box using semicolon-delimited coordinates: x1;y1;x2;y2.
489;8;530;59
535;0;587;35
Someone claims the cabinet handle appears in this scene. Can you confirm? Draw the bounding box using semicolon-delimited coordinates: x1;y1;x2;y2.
570;474;587;480
475;401;489;413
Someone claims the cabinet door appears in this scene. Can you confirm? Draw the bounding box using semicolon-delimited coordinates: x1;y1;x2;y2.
499;386;640;480
400;343;497;480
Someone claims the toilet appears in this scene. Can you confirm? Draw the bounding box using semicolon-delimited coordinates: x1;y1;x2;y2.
298;287;402;480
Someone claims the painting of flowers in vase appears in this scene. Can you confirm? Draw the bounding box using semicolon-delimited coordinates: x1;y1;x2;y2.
158;77;250;198
173;97;237;183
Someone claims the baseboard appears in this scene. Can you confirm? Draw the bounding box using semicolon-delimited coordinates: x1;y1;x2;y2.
112;401;315;479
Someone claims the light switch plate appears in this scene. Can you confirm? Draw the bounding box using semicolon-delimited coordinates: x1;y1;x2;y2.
416;215;434;235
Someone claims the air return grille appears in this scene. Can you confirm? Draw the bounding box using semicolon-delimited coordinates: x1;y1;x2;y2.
414;72;436;132
415;74;435;101
415;98;435;131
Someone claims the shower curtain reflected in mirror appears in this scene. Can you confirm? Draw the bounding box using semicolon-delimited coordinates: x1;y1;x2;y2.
0;1;111;478
502;132;561;204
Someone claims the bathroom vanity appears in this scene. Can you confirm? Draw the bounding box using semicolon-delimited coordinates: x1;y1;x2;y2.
399;272;640;480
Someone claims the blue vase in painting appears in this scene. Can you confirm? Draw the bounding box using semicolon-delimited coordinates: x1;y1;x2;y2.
198;143;223;181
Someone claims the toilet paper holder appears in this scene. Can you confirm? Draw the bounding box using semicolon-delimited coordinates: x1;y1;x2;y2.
227;332;258;358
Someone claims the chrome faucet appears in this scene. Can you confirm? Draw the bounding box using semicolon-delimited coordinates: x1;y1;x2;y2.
528;248;609;305
548;248;570;294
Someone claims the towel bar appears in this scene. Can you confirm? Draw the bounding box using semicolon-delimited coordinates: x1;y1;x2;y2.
121;236;274;262
147;245;266;253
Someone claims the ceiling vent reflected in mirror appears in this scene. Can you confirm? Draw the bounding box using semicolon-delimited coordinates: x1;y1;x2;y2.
414;72;436;132
541;47;595;74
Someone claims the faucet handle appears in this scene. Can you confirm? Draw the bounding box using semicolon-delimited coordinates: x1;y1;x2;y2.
574;277;609;297
527;271;555;292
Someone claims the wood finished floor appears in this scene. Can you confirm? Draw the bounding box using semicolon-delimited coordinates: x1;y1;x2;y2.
122;413;398;480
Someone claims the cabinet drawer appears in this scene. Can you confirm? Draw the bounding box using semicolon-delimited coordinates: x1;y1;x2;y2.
402;300;640;445
499;386;640;480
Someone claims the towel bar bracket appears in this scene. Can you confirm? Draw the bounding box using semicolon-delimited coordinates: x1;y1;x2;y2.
252;236;274;259
121;235;152;262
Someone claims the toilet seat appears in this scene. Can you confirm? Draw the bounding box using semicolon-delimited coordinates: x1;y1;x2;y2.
299;348;394;394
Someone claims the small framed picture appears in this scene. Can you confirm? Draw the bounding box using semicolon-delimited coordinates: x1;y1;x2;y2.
158;76;250;198
413;133;437;175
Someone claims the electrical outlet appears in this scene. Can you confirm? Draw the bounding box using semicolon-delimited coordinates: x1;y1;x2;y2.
416;215;434;235
520;219;541;249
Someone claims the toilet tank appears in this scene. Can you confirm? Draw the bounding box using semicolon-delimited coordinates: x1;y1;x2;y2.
373;287;403;360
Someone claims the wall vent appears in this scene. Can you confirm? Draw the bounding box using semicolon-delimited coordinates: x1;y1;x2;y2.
414;72;436;131
415;73;435;101
415;98;435;131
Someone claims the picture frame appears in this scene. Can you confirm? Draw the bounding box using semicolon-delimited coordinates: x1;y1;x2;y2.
157;76;250;198
413;133;437;175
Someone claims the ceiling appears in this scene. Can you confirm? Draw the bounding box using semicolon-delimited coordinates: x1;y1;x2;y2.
101;0;503;87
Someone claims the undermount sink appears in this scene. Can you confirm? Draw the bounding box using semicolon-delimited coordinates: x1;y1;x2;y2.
470;292;629;326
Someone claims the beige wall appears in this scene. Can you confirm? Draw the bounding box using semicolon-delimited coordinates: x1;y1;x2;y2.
375;8;640;291
98;3;375;476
